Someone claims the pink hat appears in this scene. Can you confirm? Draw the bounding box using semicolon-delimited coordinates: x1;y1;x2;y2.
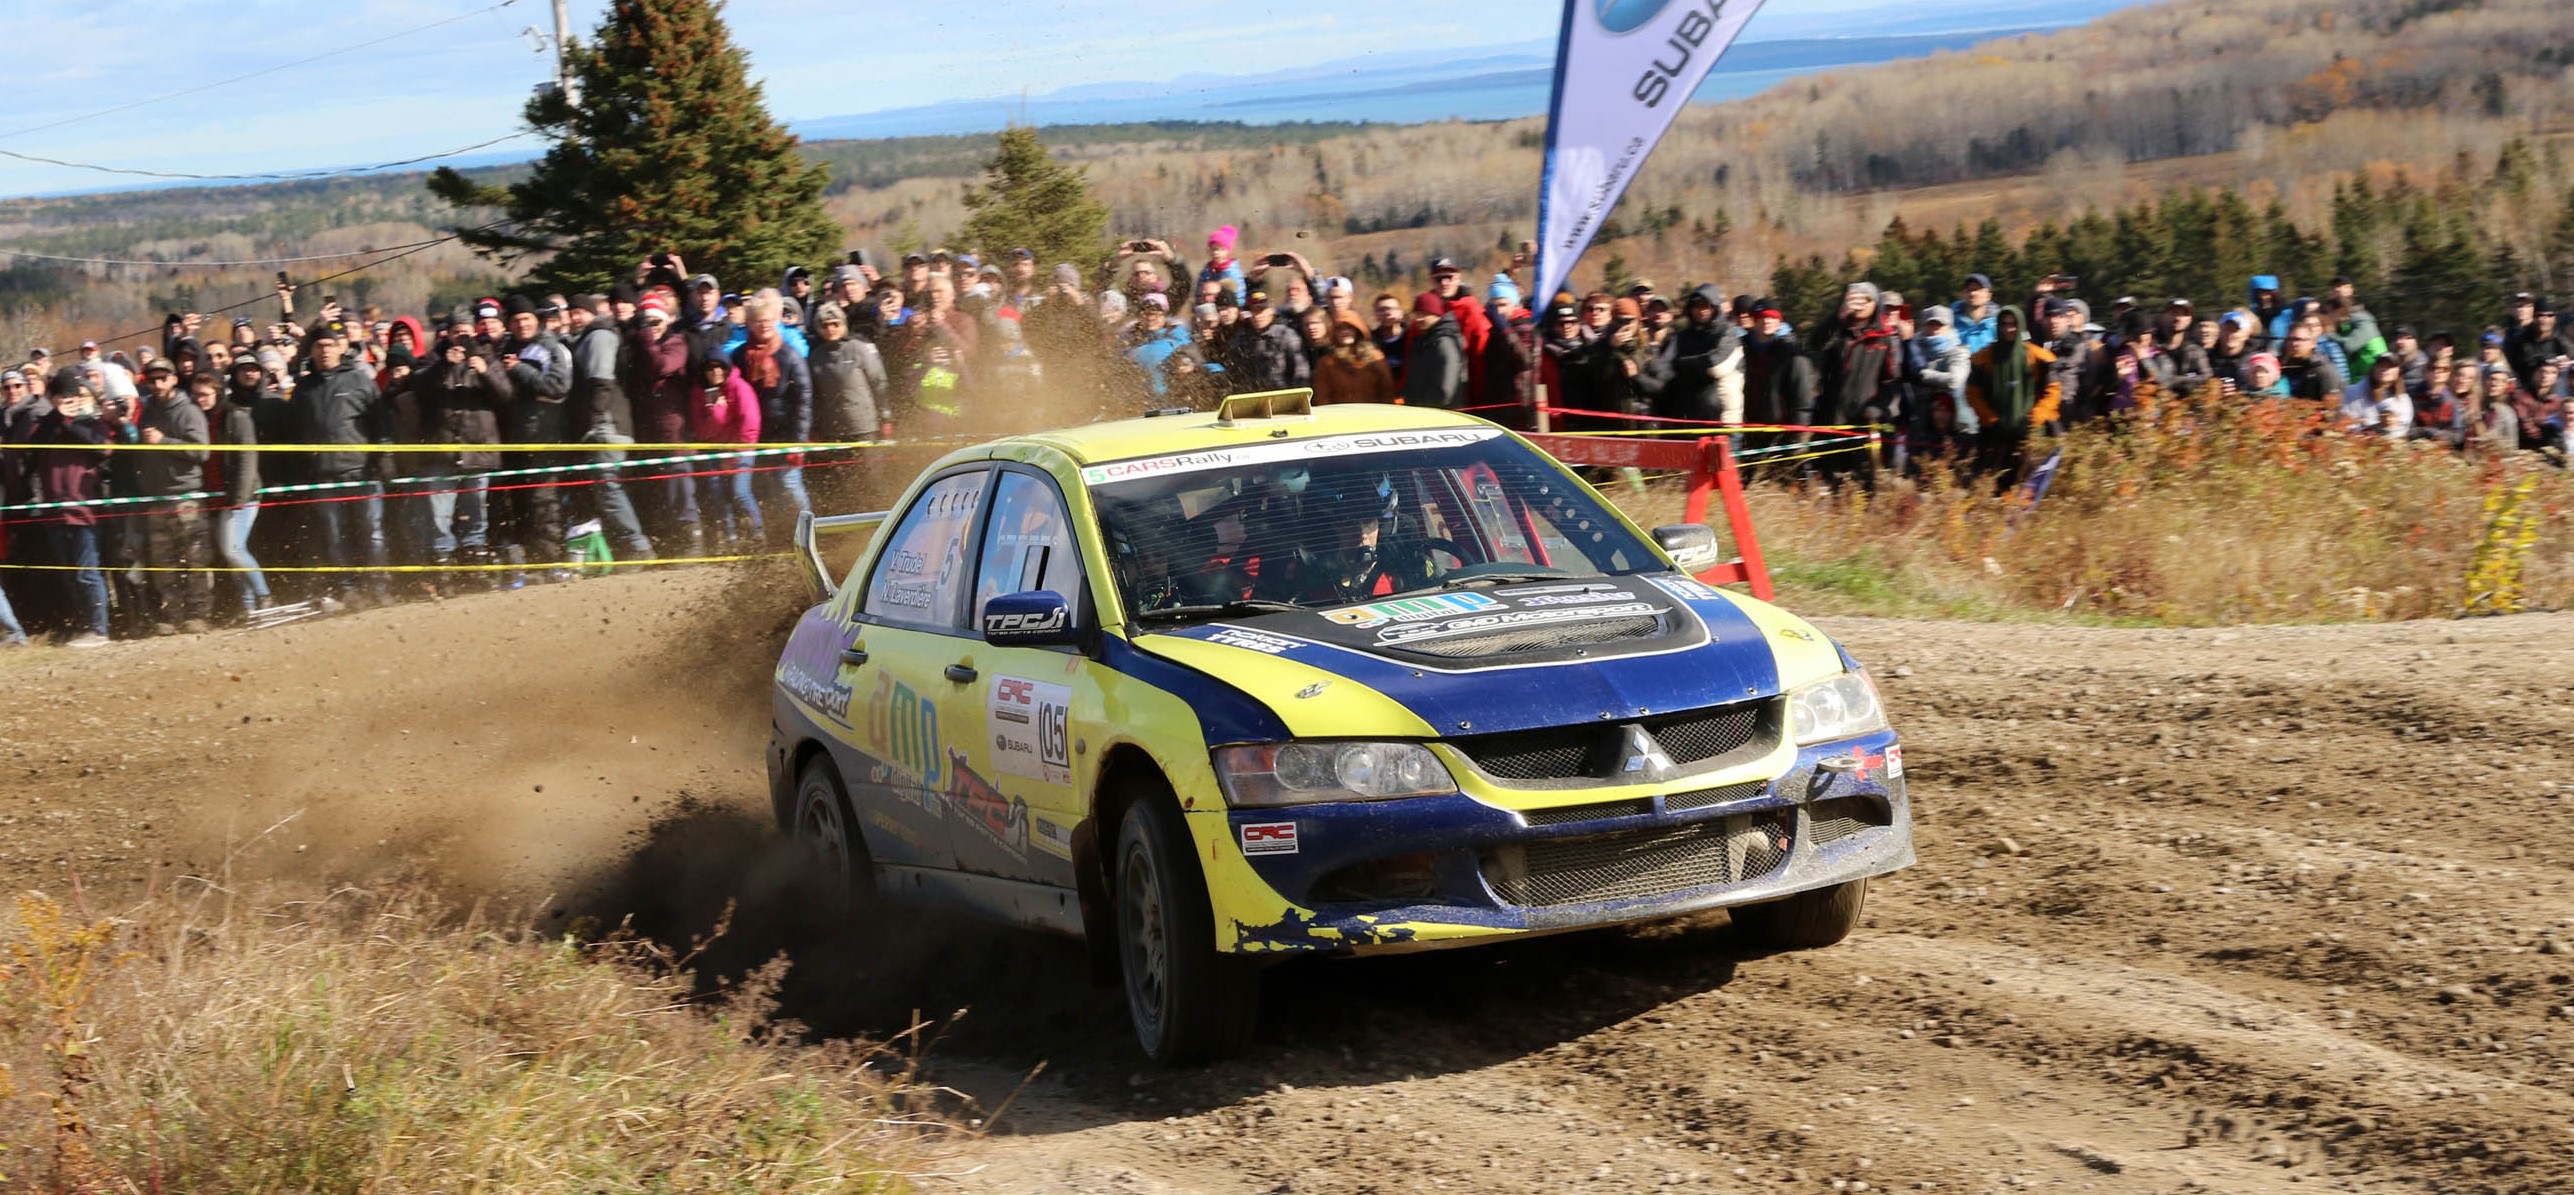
1207;225;1238;250
2246;352;2280;372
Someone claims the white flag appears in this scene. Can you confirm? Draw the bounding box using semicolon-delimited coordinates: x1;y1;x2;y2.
1535;0;1765;306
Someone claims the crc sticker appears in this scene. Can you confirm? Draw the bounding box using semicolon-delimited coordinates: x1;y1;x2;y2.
987;676;1073;785
1031;815;1076;860
1321;591;1503;629
1646;574;1721;602
1373;601;1662;645
1239;821;1300;856
1206;627;1302;654
1885;744;1905;779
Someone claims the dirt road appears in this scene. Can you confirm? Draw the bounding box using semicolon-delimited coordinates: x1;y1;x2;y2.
6;572;2571;1194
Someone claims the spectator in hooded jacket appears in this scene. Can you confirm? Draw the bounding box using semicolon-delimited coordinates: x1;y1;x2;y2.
1654;285;1744;424
1907;305;1973;464
1964;305;2061;486
208;359;272;616
1424;258;1493;402
1401;293;1468;409
1232;290;1311;393
133;358;214;633
1314;313;1397;405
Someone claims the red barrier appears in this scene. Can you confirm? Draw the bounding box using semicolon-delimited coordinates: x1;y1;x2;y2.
1523;432;1774;601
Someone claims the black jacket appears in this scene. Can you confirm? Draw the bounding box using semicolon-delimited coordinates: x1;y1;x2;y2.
290;359;387;480
498;332;572;444
410;355;507;470
214;398;262;503
1655;290;1744;421
1401;316;1467;409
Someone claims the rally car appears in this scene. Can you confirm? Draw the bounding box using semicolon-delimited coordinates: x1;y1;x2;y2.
768;391;1913;1063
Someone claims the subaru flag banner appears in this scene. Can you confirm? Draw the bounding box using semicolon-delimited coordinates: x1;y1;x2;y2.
1535;0;1764;306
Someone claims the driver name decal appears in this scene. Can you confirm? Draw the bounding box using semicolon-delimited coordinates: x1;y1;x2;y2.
1082;429;1502;487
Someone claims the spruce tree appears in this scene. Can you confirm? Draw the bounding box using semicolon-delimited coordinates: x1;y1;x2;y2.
955;127;1112;270
427;0;840;291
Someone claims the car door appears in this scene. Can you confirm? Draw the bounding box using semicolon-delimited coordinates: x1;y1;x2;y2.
946;466;1091;888
838;466;994;872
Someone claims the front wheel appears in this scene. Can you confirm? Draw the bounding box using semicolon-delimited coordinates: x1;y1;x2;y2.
1730;876;1869;950
1116;794;1259;1065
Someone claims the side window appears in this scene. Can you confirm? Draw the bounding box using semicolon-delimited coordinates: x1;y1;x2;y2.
861;470;990;627
974;471;1084;621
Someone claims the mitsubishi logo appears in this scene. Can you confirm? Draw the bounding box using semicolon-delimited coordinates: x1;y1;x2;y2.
1615;724;1672;776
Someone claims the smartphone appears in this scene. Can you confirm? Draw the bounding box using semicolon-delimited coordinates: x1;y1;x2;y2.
652;252;673;267
1265;253;1293;269
276;271;290;287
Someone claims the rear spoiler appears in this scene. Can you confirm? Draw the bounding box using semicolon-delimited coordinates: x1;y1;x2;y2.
792;508;891;601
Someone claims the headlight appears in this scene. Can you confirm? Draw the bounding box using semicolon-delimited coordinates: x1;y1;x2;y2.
1788;671;1889;745
1213;742;1456;807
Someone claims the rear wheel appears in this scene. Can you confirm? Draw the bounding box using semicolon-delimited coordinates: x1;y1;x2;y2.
1115;793;1259;1065
792;758;871;901
1730;876;1869;950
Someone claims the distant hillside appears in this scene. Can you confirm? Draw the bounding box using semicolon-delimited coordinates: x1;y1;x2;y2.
4;0;2570;344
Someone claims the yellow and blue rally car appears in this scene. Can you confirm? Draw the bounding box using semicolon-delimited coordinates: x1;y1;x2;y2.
769;392;1913;1063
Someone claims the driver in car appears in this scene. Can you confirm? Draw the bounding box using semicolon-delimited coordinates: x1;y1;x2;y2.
1248;470;1444;605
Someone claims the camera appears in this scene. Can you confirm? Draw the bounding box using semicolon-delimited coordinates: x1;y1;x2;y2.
1265;253;1294;269
652;252;673;268
1128;240;1155;253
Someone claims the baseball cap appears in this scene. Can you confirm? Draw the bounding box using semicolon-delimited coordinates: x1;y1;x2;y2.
143;357;176;375
233;316;254;328
2166;297;2193;310
1625;279;1657;296
1429;257;1461;274
1921;304;1954;327
2511;290;2535;304
814;301;846;325
830;263;863;283
2482;331;2505;346
1965;273;1992;290
2250;275;2281;292
955;253;979;270
475;298;503;320
1141;293;1170;312
79;339;97;350
2113;295;2137;307
2246;352;2280;372
570;292;605;311
688;273;719;291
1245;288;1269;306
1544;303;1578;322
1009;247;1034;260
902;252;927;266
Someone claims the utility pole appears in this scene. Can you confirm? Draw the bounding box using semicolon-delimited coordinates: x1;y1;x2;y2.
551;0;580;109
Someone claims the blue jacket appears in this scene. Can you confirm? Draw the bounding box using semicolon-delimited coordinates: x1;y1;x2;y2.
1125;323;1193;395
1950;301;1999;354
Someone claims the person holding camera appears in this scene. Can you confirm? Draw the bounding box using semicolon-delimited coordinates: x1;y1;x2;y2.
133;359;214;633
293;321;394;606
15;370;115;645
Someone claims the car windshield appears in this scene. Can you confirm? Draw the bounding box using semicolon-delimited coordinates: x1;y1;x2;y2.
1084;427;1659;622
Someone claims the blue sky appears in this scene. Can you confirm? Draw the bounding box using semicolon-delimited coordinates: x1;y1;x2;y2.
0;0;2072;198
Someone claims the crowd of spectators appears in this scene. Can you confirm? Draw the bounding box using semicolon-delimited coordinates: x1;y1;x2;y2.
2;228;2567;648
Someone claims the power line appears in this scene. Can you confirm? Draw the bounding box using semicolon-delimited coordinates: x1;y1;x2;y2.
0;132;536;185
0;235;466;269
0;0;526;143
72;223;508;349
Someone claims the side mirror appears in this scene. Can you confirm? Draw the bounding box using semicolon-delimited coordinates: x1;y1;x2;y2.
1652;524;1722;572
981;590;1078;646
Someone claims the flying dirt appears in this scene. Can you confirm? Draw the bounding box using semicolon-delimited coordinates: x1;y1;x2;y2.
4;570;2570;1194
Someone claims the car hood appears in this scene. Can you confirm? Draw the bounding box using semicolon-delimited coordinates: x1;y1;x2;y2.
1131;574;1837;740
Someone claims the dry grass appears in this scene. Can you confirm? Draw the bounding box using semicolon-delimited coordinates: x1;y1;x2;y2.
1614;402;2573;626
0;882;959;1193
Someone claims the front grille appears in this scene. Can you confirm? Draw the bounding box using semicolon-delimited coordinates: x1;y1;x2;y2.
1483;810;1795;907
1664;780;1766;812
1397;614;1664;659
1451;700;1777;781
1808;795;1892;846
1521;798;1654;826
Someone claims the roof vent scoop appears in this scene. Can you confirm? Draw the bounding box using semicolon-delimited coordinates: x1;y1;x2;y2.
1213;388;1315;427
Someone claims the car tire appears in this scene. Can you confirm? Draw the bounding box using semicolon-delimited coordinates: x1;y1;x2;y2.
1115;792;1259;1065
1730;876;1869;950
792;757;872;902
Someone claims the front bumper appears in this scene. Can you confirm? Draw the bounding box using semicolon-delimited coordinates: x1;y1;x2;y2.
1206;730;1913;954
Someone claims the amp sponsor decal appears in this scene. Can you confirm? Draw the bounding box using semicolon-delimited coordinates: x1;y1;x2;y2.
986;675;1073;786
1239;821;1300;856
